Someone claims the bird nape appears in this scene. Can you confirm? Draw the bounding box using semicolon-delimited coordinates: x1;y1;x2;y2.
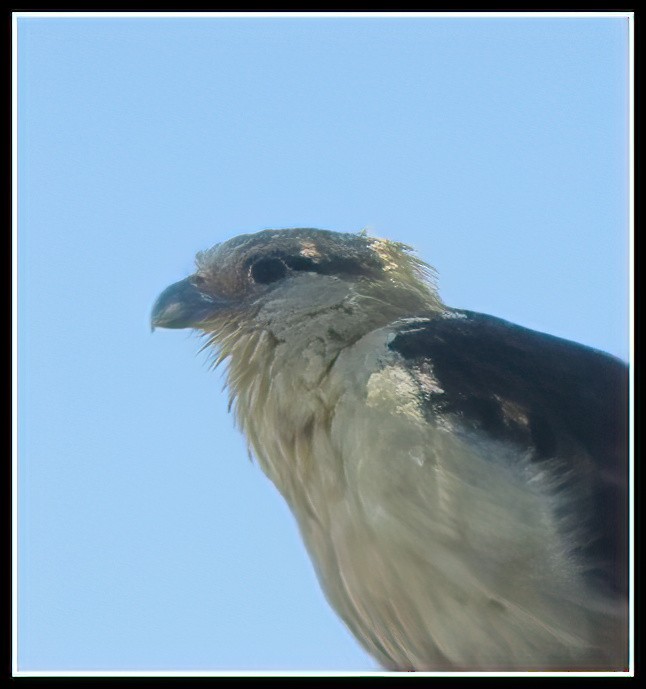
151;228;628;672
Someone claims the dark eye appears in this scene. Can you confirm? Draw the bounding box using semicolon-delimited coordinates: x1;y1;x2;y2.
283;255;317;271
250;258;288;284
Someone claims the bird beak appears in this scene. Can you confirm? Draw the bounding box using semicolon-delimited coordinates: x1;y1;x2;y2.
151;277;223;331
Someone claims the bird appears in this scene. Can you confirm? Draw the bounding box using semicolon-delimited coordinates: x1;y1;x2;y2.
151;227;628;672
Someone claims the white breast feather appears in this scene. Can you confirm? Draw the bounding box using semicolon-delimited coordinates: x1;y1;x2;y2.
232;315;624;671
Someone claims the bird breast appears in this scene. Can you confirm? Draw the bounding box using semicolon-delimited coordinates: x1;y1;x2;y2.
229;321;622;671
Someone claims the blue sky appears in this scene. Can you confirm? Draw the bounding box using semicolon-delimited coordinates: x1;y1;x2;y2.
16;14;629;672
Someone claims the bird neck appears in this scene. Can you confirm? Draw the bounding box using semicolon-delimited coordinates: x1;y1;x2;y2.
218;282;442;505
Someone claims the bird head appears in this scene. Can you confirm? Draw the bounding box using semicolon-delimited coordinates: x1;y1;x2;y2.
151;228;441;344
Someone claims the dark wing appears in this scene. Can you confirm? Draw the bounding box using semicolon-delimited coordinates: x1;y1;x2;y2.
389;309;628;598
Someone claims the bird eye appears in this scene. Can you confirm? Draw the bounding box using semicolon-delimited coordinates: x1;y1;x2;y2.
250;258;288;284
283;255;317;271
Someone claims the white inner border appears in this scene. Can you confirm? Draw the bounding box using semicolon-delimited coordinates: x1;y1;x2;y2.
11;10;635;678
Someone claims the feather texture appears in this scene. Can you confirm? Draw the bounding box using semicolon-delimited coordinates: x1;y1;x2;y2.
152;228;628;671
